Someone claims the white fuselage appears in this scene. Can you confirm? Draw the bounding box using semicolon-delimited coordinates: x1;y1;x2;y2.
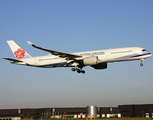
13;47;151;68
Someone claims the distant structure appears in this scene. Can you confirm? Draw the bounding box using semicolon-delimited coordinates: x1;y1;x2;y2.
87;106;97;118
118;104;153;117
0;104;153;119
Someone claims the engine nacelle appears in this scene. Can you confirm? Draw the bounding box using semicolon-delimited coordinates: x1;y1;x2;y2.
91;62;107;69
83;56;98;65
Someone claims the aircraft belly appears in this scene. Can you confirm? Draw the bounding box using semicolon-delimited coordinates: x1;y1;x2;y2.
35;59;73;68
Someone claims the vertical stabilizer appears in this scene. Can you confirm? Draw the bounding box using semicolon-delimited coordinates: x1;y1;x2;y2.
7;40;31;59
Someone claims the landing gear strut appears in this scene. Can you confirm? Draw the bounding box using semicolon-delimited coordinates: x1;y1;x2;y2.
140;59;144;66
71;68;85;74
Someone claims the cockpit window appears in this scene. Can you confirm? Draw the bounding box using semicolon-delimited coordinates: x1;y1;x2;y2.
142;49;147;51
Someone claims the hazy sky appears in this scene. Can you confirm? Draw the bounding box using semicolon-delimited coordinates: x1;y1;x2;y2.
0;0;153;109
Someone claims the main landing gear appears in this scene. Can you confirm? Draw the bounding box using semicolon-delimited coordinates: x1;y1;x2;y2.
71;68;85;74
140;59;144;66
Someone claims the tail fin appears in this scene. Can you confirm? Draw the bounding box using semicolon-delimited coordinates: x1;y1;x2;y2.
7;40;31;59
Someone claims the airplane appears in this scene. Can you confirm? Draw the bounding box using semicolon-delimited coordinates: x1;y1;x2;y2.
2;40;152;74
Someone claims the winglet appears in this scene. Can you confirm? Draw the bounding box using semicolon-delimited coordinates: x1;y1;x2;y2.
27;41;37;47
27;41;33;46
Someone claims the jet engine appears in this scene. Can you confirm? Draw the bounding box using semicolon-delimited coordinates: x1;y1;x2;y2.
83;56;98;65
91;62;107;69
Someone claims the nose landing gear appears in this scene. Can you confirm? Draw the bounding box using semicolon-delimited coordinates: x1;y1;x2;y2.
71;68;85;74
140;59;144;66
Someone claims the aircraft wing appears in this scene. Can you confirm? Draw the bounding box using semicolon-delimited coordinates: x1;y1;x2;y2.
27;41;82;60
2;57;23;62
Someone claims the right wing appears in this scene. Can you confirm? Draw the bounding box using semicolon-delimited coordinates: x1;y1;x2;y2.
27;41;83;60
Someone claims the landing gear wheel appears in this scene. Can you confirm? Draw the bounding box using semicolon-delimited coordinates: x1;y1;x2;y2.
81;70;85;74
76;68;81;73
71;68;85;74
71;68;75;72
140;59;144;66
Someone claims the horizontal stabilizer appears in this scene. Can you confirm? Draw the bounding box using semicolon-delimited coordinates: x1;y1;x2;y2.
2;57;23;62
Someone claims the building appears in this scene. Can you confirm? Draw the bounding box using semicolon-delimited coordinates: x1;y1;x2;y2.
118;104;153;117
0;104;153;119
99;107;118;118
0;108;51;119
0;107;118;119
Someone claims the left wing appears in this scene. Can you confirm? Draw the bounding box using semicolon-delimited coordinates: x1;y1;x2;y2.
27;41;82;60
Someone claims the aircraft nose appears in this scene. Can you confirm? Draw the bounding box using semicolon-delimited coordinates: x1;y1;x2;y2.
148;52;152;57
150;53;152;57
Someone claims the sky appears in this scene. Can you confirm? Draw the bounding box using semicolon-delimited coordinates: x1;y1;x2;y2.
0;0;153;109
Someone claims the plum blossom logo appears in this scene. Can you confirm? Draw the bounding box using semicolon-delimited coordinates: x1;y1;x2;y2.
14;48;25;59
